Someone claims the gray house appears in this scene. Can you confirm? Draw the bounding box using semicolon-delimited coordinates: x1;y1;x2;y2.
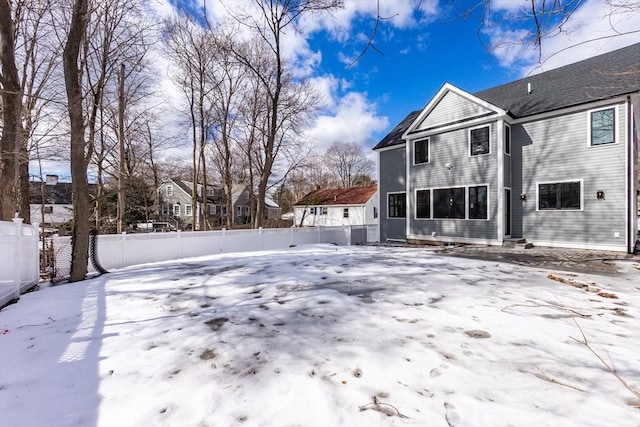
374;43;639;253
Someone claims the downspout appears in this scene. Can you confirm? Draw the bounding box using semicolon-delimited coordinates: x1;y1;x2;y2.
627;95;639;253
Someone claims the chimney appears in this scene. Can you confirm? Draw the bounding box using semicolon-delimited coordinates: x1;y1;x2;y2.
527;82;532;94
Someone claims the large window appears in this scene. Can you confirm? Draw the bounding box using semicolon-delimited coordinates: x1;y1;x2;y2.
185;204;192;216
469;186;488;219
470;125;490;156
173;204;180;216
416;190;431;219
433;187;465;219
388;193;406;218
538;181;581;210
414;138;429;164
590;107;615;146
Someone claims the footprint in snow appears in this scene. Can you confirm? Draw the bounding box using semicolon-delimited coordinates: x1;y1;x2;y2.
444;402;460;427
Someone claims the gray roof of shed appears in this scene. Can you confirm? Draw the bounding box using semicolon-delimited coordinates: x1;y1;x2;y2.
374;43;640;151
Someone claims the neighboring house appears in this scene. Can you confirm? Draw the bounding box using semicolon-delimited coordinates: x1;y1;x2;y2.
230;184;281;224
293;185;378;227
29;176;97;233
158;178;279;229
374;43;639;253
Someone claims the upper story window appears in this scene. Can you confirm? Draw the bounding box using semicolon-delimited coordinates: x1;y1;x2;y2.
538;181;581;210
373;206;378;219
590;107;615;146
206;187;214;197
43;206;53;214
416;189;430;219
343;208;349;218
166;185;173;197
320;207;328;215
414;138;429;164
470;125;490;156
388;193;406;218
504;124;511;155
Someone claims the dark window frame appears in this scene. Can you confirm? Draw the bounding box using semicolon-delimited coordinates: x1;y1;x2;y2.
415;189;431;219
538;181;582;210
413;138;429;164
590;107;616;146
433;187;465;219
469;185;488;220
343;208;349;218
504;124;511;155
469;125;490;156
388;193;406;218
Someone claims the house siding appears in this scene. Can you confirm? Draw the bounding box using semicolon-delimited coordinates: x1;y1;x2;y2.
416;91;493;131
379;147;407;241
408;124;498;241
517;102;628;249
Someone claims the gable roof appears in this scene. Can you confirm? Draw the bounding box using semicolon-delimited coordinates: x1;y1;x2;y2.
374;43;640;150
294;185;377;207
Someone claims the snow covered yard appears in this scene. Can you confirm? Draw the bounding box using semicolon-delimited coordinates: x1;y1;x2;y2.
0;244;638;427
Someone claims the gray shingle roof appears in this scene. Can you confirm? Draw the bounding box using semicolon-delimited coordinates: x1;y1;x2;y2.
374;43;640;151
475;43;640;118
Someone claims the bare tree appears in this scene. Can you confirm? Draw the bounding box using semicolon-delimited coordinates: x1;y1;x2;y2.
225;0;343;227
63;0;91;282
165;15;218;230
324;141;374;188
0;0;23;220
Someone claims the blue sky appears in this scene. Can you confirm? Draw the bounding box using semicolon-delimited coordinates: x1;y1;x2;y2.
39;0;640;180
290;0;640;152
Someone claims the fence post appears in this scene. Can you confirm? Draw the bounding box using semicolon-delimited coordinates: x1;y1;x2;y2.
176;230;182;259
347;225;352;246
120;232;127;269
222;228;226;253
316;225;321;243
31;222;40;284
12;218;23;300
259;227;263;250
290;226;294;247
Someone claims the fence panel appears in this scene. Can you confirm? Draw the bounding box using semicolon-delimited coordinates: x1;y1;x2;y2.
0;219;40;307
51;225;379;275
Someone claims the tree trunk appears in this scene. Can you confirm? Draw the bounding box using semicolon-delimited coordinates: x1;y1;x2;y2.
63;0;90;282
0;0;22;220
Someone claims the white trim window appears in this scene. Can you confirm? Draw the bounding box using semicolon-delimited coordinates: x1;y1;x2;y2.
388;192;406;218
589;106;616;146
537;180;582;210
209;205;217;215
173;204;180;216
413;138;429;164
320;207;328;215
185;204;193;216
469;125;490;156
504;124;511;155
166;184;173;197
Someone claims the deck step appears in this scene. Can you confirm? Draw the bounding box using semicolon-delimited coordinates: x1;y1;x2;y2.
502;238;528;248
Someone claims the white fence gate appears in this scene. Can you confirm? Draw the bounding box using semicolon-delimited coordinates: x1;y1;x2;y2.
0;219;40;307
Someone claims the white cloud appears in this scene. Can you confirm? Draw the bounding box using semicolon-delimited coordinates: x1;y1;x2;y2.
485;0;640;75
303;91;389;154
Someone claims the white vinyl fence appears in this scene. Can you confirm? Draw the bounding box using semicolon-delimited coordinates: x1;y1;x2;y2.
0;218;40;307
54;225;378;271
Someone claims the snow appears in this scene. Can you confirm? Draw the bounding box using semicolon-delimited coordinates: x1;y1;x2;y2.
0;244;639;427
